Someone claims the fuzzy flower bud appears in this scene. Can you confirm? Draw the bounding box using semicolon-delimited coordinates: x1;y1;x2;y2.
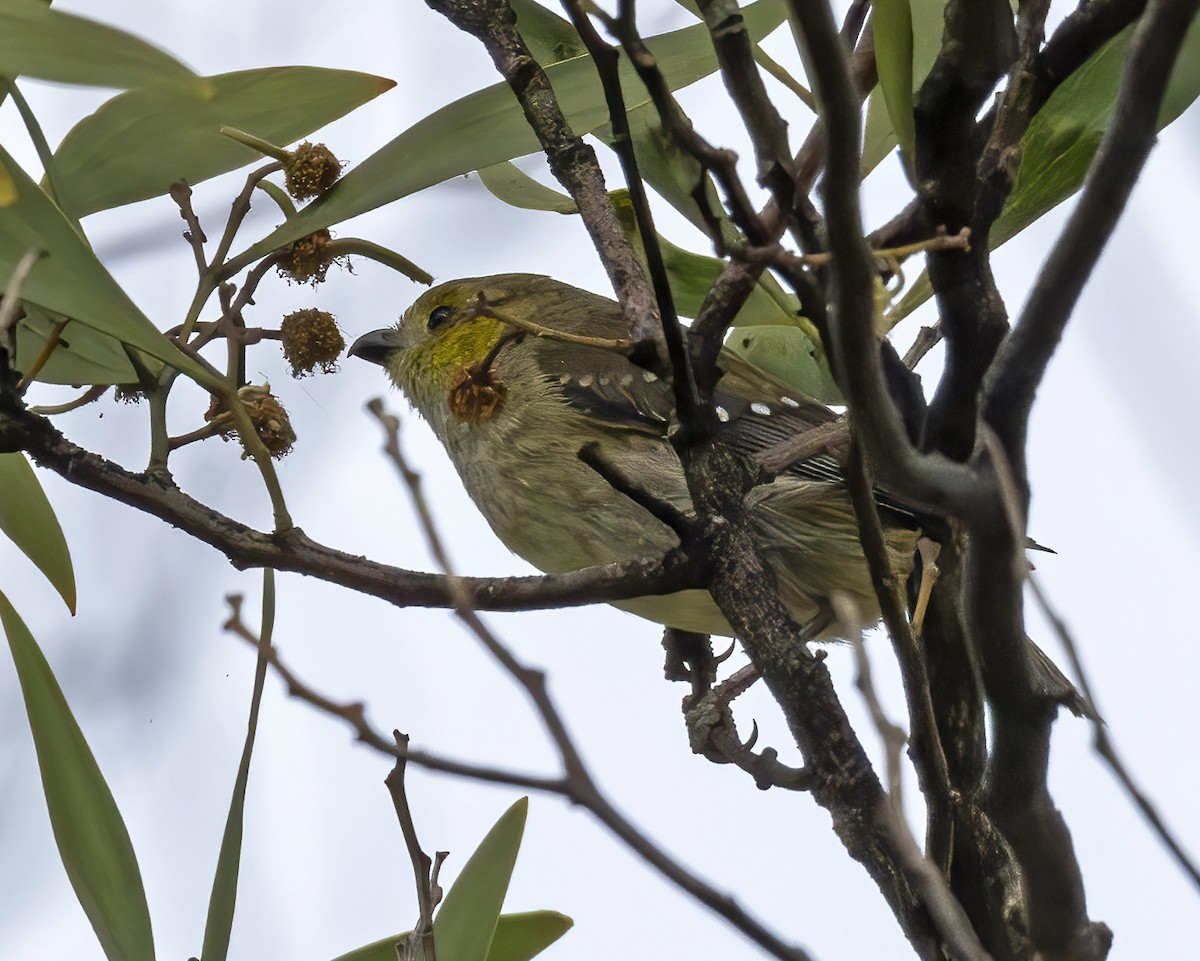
284;142;342;200
277;229;343;286
280;308;345;376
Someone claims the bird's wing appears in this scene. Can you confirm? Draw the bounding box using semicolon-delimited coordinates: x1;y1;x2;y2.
528;337;675;438
714;350;919;522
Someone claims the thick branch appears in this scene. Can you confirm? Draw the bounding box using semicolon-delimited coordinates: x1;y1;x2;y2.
685;442;942;958
982;0;1200;486
785;0;982;519
695;0;795;210
913;0;1015;461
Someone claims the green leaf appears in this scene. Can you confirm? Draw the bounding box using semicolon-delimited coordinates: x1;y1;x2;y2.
598;102;738;245
232;0;787;268
478;162;578;213
484;911;573;961
200;571;274;961
0;143;211;384
889;15;1200;321
52;67;396;219
0;0;196;89
862;0;946;175
510;0;585;65
1;590;155;961
0;153;19;205
328;911;571;961
16;304;138;385
658;234;797;327
870;0;915;166
0;453;76;612
994;18;1200;248
607;190;806;328
724;325;844;404
434;797;529;961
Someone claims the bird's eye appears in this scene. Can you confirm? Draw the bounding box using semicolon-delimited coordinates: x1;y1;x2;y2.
428;305;454;331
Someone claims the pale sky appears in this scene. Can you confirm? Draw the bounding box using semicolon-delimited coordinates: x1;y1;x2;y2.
2;2;1198;959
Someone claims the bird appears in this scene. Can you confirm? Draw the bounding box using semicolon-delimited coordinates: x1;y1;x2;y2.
349;272;919;640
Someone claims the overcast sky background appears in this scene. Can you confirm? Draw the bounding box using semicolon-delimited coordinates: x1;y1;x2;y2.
2;2;1199;959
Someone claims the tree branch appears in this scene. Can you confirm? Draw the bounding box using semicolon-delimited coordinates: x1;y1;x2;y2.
0;403;704;613
424;0;659;345
982;0;1200;487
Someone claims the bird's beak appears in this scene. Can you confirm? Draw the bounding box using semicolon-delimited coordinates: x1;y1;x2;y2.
349;328;403;366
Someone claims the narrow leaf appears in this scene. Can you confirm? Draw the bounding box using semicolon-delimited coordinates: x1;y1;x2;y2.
1;590;155;961
53;67;396;219
993;17;1200;248
0;452;76;612
0;0;196;89
724;326;844;405
870;0;916;165
201;571;275;961
0;143;210;384
862;0;946;175
484;910;573;961
889;16;1200;321
16;304;138;385
328;911;571;961
510;0;586;65
434;797;529;961
232;0;787;267
478;163;577;213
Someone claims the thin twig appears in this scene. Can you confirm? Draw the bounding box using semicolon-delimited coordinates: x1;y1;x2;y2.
169;180;209;278
426;0;657;346
1028;578;1200;892
836;595;908;807
365;399;815;961
28;385;111;416
385;731;440;961
0;402;706;613
223;598;567;792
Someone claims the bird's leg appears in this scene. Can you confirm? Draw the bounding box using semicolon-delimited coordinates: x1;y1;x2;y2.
911;536;942;635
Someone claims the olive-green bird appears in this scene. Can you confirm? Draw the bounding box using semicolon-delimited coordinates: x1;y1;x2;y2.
350;273;920;638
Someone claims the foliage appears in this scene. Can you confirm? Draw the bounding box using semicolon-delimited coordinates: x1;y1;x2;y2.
1;0;1198;959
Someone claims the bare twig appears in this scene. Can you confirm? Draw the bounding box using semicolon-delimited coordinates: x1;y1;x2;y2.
836;595;908;806
209;161;285;280
365;400;815;961
169;180;209;278
902;324;943;369
1028;578;1200;892
386;731;442;961
694;0;794;210
223;596;566;792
